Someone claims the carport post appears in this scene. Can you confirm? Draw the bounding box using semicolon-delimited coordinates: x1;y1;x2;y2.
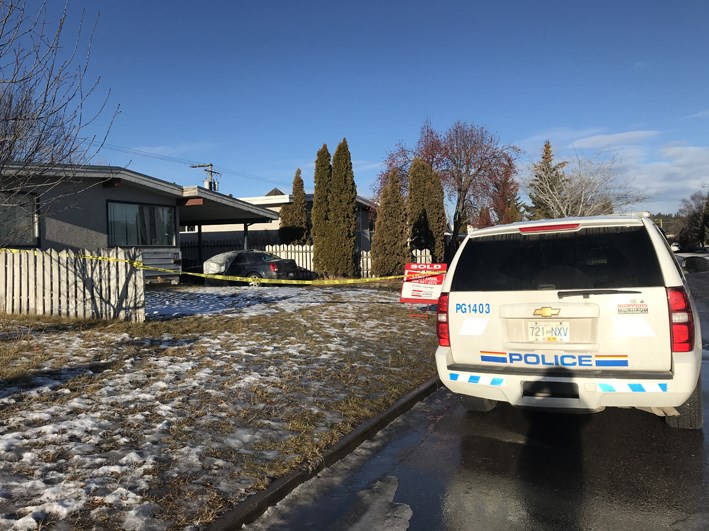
197;225;203;266
243;223;252;250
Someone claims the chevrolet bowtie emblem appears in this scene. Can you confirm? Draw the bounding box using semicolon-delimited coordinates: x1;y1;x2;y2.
533;307;560;318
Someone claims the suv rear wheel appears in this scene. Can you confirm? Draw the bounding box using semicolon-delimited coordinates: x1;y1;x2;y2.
665;376;703;430
461;395;497;412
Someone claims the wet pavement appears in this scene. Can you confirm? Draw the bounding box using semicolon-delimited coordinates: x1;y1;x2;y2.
245;372;708;530
244;274;709;530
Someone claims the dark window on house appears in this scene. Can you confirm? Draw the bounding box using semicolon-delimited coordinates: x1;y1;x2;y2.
0;192;38;246
108;202;176;246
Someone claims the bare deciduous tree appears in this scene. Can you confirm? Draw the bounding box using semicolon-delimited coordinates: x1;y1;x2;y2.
440;121;519;258
374;119;443;199
376;120;520;260
524;149;648;219
1;0;115;245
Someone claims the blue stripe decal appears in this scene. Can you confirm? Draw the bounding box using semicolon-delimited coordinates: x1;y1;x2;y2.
490;378;504;386
450;373;459;382
595;360;629;367
599;383;669;393
468;375;481;384
481;355;507;363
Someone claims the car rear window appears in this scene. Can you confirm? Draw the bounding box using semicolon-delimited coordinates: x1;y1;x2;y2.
451;226;664;292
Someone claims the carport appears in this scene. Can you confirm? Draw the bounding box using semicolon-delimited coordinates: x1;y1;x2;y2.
179;186;279;266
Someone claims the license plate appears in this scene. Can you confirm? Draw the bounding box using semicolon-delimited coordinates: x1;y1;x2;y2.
527;321;570;343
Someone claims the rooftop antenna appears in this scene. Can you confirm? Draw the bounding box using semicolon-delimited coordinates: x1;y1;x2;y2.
191;163;221;191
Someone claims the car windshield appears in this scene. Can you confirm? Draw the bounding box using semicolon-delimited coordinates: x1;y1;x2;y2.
451;226;664;291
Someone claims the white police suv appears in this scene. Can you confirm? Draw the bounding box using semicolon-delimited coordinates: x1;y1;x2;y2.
436;215;703;429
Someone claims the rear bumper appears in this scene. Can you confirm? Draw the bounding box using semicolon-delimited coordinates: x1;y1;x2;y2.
435;346;701;411
268;271;311;282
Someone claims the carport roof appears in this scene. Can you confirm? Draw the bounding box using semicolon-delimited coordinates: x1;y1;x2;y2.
180;186;278;225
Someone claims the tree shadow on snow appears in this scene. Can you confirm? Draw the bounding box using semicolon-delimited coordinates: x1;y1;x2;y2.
0;361;116;400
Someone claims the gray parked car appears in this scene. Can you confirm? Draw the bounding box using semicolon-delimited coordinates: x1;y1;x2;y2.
203;250;314;286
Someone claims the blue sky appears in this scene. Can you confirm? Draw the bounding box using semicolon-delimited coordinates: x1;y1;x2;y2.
56;0;708;214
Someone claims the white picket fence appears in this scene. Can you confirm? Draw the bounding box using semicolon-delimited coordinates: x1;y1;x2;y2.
0;248;145;322
263;244;432;277
264;244;315;271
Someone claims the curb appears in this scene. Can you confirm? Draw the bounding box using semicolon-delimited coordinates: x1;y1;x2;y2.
209;377;442;530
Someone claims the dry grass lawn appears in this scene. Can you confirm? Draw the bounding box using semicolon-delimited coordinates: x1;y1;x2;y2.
0;286;438;529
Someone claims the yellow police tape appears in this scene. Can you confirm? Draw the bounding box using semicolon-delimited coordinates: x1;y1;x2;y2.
139;264;444;286
0;247;445;286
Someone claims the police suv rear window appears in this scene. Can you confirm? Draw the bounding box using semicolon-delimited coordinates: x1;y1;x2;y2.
451;226;663;292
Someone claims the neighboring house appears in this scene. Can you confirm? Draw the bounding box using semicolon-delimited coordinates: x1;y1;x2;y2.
181;187;377;251
0;164;278;282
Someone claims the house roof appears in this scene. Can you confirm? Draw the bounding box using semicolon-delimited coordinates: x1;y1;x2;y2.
3;163;278;225
238;191;378;210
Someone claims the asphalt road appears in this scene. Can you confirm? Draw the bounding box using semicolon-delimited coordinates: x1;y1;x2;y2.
245;274;709;531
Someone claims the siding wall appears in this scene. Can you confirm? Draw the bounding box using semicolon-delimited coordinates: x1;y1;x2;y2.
39;180;178;252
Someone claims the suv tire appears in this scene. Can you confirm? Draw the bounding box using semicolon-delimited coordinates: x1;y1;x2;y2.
665;376;703;430
461;395;497;412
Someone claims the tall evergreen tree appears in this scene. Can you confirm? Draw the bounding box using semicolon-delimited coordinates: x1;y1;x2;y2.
528;140;568;219
490;157;523;225
372;170;409;277
311;145;331;273
408;159;447;263
327;138;359;277
477;207;493;227
427;169;448;263
408;159;432;254
278;168;309;244
291;169;310;244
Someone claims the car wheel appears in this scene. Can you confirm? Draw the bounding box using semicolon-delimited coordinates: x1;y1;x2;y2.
247;273;262;287
665;376;703;429
460;395;497;413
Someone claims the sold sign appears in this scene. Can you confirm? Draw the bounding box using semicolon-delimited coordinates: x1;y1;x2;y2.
400;262;447;304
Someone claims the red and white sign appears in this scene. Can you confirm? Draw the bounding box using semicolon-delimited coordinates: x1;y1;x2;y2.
400;263;447;304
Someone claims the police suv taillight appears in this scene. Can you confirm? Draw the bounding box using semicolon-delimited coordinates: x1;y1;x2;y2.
437;293;450;347
667;287;695;352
